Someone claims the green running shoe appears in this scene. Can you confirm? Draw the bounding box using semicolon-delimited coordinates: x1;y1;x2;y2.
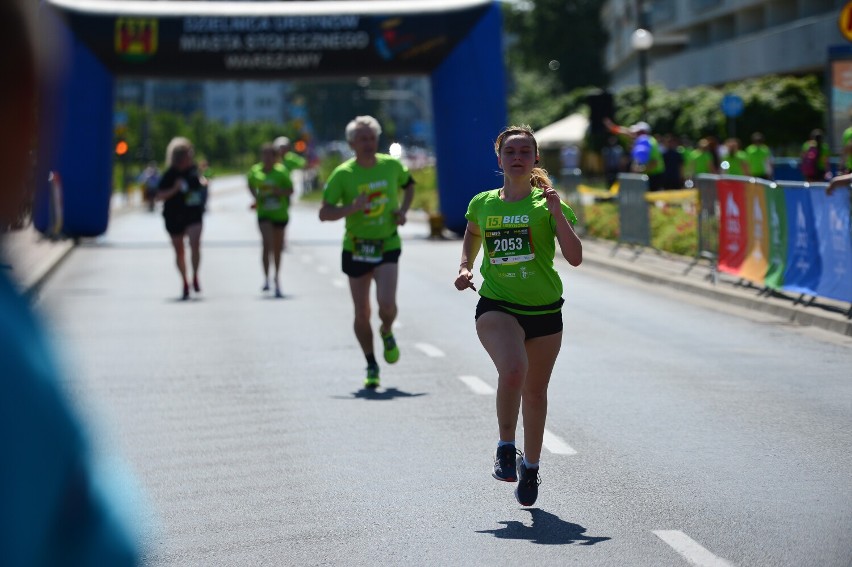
381;330;400;364
364;364;380;389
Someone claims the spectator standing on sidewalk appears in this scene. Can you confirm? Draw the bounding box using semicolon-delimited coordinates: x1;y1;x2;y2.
661;133;685;189
840;111;852;175
720;138;750;177
601;136;625;189
684;137;720;181
604;119;665;190
800;129;831;182
156;137;209;300
745;132;773;180
0;0;141;564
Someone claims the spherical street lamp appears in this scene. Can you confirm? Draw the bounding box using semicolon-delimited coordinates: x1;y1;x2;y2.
630;28;654;120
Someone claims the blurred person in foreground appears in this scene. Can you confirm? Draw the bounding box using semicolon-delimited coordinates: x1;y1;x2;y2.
247;143;293;297
319;116;415;389
0;0;141;565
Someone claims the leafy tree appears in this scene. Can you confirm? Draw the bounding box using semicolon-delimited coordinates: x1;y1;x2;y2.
609;75;825;152
502;0;608;92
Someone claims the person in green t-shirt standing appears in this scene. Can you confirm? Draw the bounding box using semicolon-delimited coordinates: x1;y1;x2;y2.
248;143;294;298
319;116;415;389
720;138;750;177
454;125;582;507
744;132;773;179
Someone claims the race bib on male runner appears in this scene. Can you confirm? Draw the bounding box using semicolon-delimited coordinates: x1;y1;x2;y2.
263;196;280;209
352;238;384;263
485;227;534;264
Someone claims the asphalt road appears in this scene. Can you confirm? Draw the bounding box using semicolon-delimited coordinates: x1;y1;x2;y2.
34;176;852;566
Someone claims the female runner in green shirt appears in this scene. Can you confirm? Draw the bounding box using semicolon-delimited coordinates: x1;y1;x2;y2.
454;125;582;507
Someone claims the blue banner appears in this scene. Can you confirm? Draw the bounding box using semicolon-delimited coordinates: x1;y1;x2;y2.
782;187;821;295
812;187;852;302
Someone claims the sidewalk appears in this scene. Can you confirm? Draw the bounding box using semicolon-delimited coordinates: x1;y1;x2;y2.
3;200;851;337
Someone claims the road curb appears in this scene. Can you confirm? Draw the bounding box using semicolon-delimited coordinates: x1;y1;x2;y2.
580;245;852;337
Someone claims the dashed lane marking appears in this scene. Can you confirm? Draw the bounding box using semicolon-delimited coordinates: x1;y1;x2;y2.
458;375;496;395
652;530;734;567
542;429;577;455
415;343;445;358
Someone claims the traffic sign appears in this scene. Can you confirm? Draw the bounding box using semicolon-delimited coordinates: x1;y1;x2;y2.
721;94;744;118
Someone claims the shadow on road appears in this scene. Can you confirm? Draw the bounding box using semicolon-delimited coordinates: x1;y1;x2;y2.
477;508;611;546
337;387;428;401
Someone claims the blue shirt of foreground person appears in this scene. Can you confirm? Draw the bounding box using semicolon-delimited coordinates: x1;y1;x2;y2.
0;272;140;566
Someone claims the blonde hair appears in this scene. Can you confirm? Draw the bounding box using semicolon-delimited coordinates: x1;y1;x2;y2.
165;136;193;168
494;125;551;189
345;115;382;142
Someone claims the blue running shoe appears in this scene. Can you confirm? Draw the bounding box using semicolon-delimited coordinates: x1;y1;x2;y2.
514;458;540;506
492;445;518;482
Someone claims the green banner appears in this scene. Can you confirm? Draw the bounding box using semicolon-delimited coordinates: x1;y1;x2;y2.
764;184;788;289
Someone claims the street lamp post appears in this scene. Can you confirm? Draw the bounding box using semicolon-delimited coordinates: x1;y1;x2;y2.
631;28;654;120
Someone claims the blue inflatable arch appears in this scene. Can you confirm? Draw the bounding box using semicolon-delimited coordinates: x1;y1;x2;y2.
38;0;507;236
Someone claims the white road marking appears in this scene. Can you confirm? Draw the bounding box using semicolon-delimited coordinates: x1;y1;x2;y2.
300;254;313;264
653;530;734;567
542;429;577;455
317;265;330;275
415;343;445;357
331;278;346;288
458;375;496;395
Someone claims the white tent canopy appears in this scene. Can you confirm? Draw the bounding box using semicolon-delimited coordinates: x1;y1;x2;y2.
534;113;589;149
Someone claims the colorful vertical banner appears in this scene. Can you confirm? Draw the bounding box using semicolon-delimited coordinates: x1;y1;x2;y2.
764;184;788;289
812;187;852;302
717;178;748;275
782;187;822;295
738;181;770;284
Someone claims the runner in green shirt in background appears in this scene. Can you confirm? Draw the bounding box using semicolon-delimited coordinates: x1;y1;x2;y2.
319;116;415;389
274;136;307;173
248;143;293;298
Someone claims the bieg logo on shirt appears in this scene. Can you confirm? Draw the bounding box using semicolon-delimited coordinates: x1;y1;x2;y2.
485;215;530;229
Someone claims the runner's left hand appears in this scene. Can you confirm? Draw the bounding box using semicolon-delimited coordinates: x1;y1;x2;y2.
542;186;563;216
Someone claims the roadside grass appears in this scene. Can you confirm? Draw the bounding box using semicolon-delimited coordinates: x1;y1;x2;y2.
583;200;698;257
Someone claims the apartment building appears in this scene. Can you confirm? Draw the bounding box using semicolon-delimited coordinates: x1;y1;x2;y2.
604;0;847;91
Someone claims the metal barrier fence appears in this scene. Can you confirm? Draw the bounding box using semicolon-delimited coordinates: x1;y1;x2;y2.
616;173;651;249
692;174;851;314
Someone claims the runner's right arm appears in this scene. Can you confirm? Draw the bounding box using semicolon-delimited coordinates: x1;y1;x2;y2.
318;193;369;221
454;221;482;291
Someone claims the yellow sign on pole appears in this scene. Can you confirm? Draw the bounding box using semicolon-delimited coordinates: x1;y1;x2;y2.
840;1;852;42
